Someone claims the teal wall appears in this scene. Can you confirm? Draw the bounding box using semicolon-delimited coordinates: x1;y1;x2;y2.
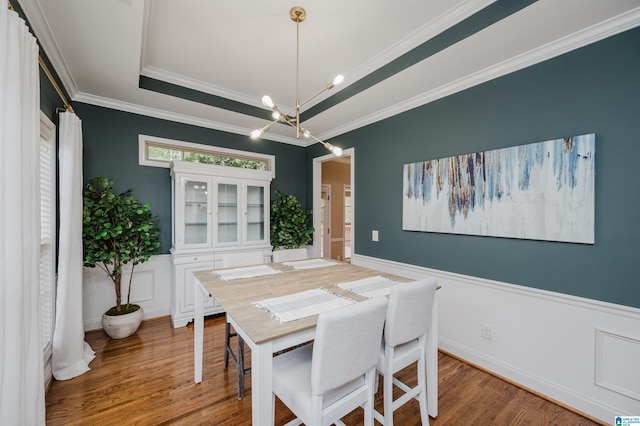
311;27;640;308
74;103;308;254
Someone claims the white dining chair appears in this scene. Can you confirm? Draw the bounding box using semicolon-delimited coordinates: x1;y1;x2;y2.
221;250;265;399
272;296;388;426
374;278;438;426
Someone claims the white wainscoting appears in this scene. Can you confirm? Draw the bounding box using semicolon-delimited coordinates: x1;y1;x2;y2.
83;254;173;331
352;254;640;423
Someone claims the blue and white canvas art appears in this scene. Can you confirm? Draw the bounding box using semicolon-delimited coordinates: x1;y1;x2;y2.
402;134;595;243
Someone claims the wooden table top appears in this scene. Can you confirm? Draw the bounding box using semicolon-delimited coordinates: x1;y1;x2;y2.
192;261;411;344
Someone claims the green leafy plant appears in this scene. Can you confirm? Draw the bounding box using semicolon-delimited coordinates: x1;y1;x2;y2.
83;177;161;314
270;189;314;250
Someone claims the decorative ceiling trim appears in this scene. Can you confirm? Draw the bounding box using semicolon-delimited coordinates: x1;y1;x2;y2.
316;6;640;142
31;0;639;149
302;0;537;121
139;75;273;120
140;65;267;110
72;92;309;147
137;0;497;115
73;5;640;148
340;0;497;90
16;0;79;98
138;0;535;126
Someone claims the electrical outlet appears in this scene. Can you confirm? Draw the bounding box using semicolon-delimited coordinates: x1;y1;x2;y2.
481;323;493;340
372;230;379;241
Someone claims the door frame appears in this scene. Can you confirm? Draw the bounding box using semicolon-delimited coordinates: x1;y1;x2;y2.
311;147;354;258
321;184;331;259
343;184;351;261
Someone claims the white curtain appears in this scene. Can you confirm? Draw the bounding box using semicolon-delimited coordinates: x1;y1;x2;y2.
52;112;95;380
0;7;46;426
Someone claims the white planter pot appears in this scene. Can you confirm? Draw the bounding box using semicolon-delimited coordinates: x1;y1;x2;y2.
101;306;144;339
272;247;308;263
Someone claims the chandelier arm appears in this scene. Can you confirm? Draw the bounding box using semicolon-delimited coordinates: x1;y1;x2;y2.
298;84;334;110
272;104;296;119
307;131;333;151
272;105;306;132
304;131;325;145
281;107;299;121
280;116;298;128
261;114;286;133
304;131;341;156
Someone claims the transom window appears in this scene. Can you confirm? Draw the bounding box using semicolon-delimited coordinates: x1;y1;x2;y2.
139;135;274;175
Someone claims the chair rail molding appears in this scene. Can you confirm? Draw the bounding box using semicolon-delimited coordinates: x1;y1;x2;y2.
351;253;640;423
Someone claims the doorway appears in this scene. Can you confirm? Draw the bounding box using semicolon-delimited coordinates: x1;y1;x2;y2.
312;148;354;260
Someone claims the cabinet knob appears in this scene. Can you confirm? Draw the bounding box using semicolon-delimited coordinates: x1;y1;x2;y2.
193;257;198;261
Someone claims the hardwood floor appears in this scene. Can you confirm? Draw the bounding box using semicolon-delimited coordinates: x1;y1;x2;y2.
46;315;603;425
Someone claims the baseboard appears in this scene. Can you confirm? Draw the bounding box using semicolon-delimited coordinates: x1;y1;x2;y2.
438;348;607;425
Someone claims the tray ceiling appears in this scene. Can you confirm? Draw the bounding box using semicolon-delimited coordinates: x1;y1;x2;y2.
18;0;640;148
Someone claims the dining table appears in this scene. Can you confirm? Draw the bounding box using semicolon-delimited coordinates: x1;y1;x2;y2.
192;259;439;425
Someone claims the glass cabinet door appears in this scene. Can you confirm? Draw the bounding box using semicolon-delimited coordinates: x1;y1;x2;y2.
217;183;239;244
246;184;265;242
184;179;209;245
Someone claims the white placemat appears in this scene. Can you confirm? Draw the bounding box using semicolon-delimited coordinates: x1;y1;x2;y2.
282;258;340;270
215;264;280;281
252;288;355;323
337;275;406;298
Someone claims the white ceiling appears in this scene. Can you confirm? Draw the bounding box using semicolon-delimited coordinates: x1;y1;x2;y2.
18;0;640;149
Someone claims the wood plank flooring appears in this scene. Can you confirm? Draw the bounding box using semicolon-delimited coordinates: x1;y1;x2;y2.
45;315;603;425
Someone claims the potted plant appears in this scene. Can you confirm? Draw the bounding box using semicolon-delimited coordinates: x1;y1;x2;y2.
83;177;161;339
270;189;314;259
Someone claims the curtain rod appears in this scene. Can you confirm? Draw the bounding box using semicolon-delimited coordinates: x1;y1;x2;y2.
7;0;74;113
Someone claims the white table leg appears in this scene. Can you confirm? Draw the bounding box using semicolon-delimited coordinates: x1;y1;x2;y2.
426;291;438;417
229;316;275;426
252;341;275;426
194;281;205;383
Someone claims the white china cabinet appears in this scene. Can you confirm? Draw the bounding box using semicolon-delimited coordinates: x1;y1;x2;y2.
170;160;273;327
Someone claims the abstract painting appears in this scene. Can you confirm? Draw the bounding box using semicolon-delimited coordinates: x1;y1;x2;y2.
402;134;595;243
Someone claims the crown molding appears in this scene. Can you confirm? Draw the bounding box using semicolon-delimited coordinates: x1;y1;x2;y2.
139;0;275;111
71;6;640;149
342;0;496;89
140;65;267;110
17;0;79;98
73;92;306;147
318;7;640;141
138;0;495;116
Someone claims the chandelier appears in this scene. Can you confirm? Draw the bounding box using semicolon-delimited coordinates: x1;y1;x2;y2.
250;6;344;156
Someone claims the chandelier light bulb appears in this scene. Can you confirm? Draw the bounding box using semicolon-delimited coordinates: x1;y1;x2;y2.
325;143;343;157
250;129;262;140
332;74;344;86
261;95;274;108
272;111;281;120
